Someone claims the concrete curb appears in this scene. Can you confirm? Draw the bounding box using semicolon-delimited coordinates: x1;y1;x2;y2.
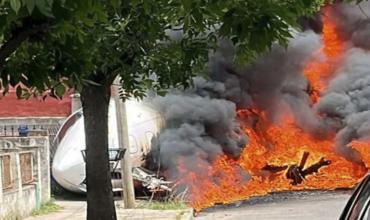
117;208;194;220
180;208;194;220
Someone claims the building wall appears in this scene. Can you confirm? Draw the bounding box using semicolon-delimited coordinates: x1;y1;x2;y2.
0;91;71;118
0;133;50;220
1;186;37;220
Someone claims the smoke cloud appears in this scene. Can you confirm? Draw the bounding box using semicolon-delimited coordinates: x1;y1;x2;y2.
145;84;247;179
145;1;370;183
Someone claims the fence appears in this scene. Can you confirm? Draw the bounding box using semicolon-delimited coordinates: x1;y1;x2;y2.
0;124;60;138
0;123;60;157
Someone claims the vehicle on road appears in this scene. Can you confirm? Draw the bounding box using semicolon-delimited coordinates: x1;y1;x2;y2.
340;173;370;220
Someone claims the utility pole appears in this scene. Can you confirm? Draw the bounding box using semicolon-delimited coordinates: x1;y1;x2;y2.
112;77;136;208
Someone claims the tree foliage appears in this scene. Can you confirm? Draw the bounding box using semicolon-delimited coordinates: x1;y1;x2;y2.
2;0;364;219
0;0;334;100
0;0;110;96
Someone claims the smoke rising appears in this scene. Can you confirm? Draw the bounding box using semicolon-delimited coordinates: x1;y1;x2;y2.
145;85;247;179
145;2;370;185
313;2;370;160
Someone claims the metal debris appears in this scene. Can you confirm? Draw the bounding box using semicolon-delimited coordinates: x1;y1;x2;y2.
132;167;172;192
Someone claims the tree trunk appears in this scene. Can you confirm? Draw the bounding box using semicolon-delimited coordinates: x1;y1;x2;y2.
81;82;117;220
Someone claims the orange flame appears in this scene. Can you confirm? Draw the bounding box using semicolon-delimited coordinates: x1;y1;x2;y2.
176;112;367;211
303;7;344;103
174;7;369;212
350;141;370;168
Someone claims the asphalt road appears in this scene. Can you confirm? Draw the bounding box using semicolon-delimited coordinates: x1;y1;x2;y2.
24;190;353;220
195;190;353;220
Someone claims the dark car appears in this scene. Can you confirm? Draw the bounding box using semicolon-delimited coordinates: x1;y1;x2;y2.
340;174;370;220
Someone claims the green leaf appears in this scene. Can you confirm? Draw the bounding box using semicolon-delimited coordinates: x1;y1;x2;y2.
182;0;192;12
110;0;120;9
10;0;21;13
26;0;36;14
16;86;22;98
143;79;153;88
54;84;65;98
35;0;54;17
22;90;32;99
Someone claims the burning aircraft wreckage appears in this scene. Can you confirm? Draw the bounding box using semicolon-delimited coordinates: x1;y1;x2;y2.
52;98;173;194
53;1;370;213
145;2;370;212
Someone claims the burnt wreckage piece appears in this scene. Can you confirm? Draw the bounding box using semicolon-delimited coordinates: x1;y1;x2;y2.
262;152;331;185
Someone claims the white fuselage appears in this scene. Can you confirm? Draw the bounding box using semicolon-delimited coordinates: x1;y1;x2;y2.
52;99;161;193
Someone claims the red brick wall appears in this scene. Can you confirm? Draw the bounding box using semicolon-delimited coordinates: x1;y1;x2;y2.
0;91;71;117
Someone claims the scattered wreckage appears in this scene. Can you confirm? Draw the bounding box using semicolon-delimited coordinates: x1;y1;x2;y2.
132;167;172;192
52;100;167;193
262;151;331;185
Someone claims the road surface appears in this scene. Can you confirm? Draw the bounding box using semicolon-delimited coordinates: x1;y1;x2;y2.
25;190;353;220
195;190;352;220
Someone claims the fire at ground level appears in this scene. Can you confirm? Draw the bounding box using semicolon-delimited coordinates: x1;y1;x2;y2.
171;110;368;212
149;3;370;212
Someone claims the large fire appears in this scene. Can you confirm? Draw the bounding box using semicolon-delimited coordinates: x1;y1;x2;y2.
175;6;370;212
303;7;344;103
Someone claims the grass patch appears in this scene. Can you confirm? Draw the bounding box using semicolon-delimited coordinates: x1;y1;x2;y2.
32;199;62;216
136;200;188;210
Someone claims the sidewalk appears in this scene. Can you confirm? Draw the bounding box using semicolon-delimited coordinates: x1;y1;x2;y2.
24;200;193;220
24;200;86;220
118;208;193;220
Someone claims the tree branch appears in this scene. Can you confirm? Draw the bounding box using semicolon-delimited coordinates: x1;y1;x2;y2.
105;52;136;84
0;20;49;72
